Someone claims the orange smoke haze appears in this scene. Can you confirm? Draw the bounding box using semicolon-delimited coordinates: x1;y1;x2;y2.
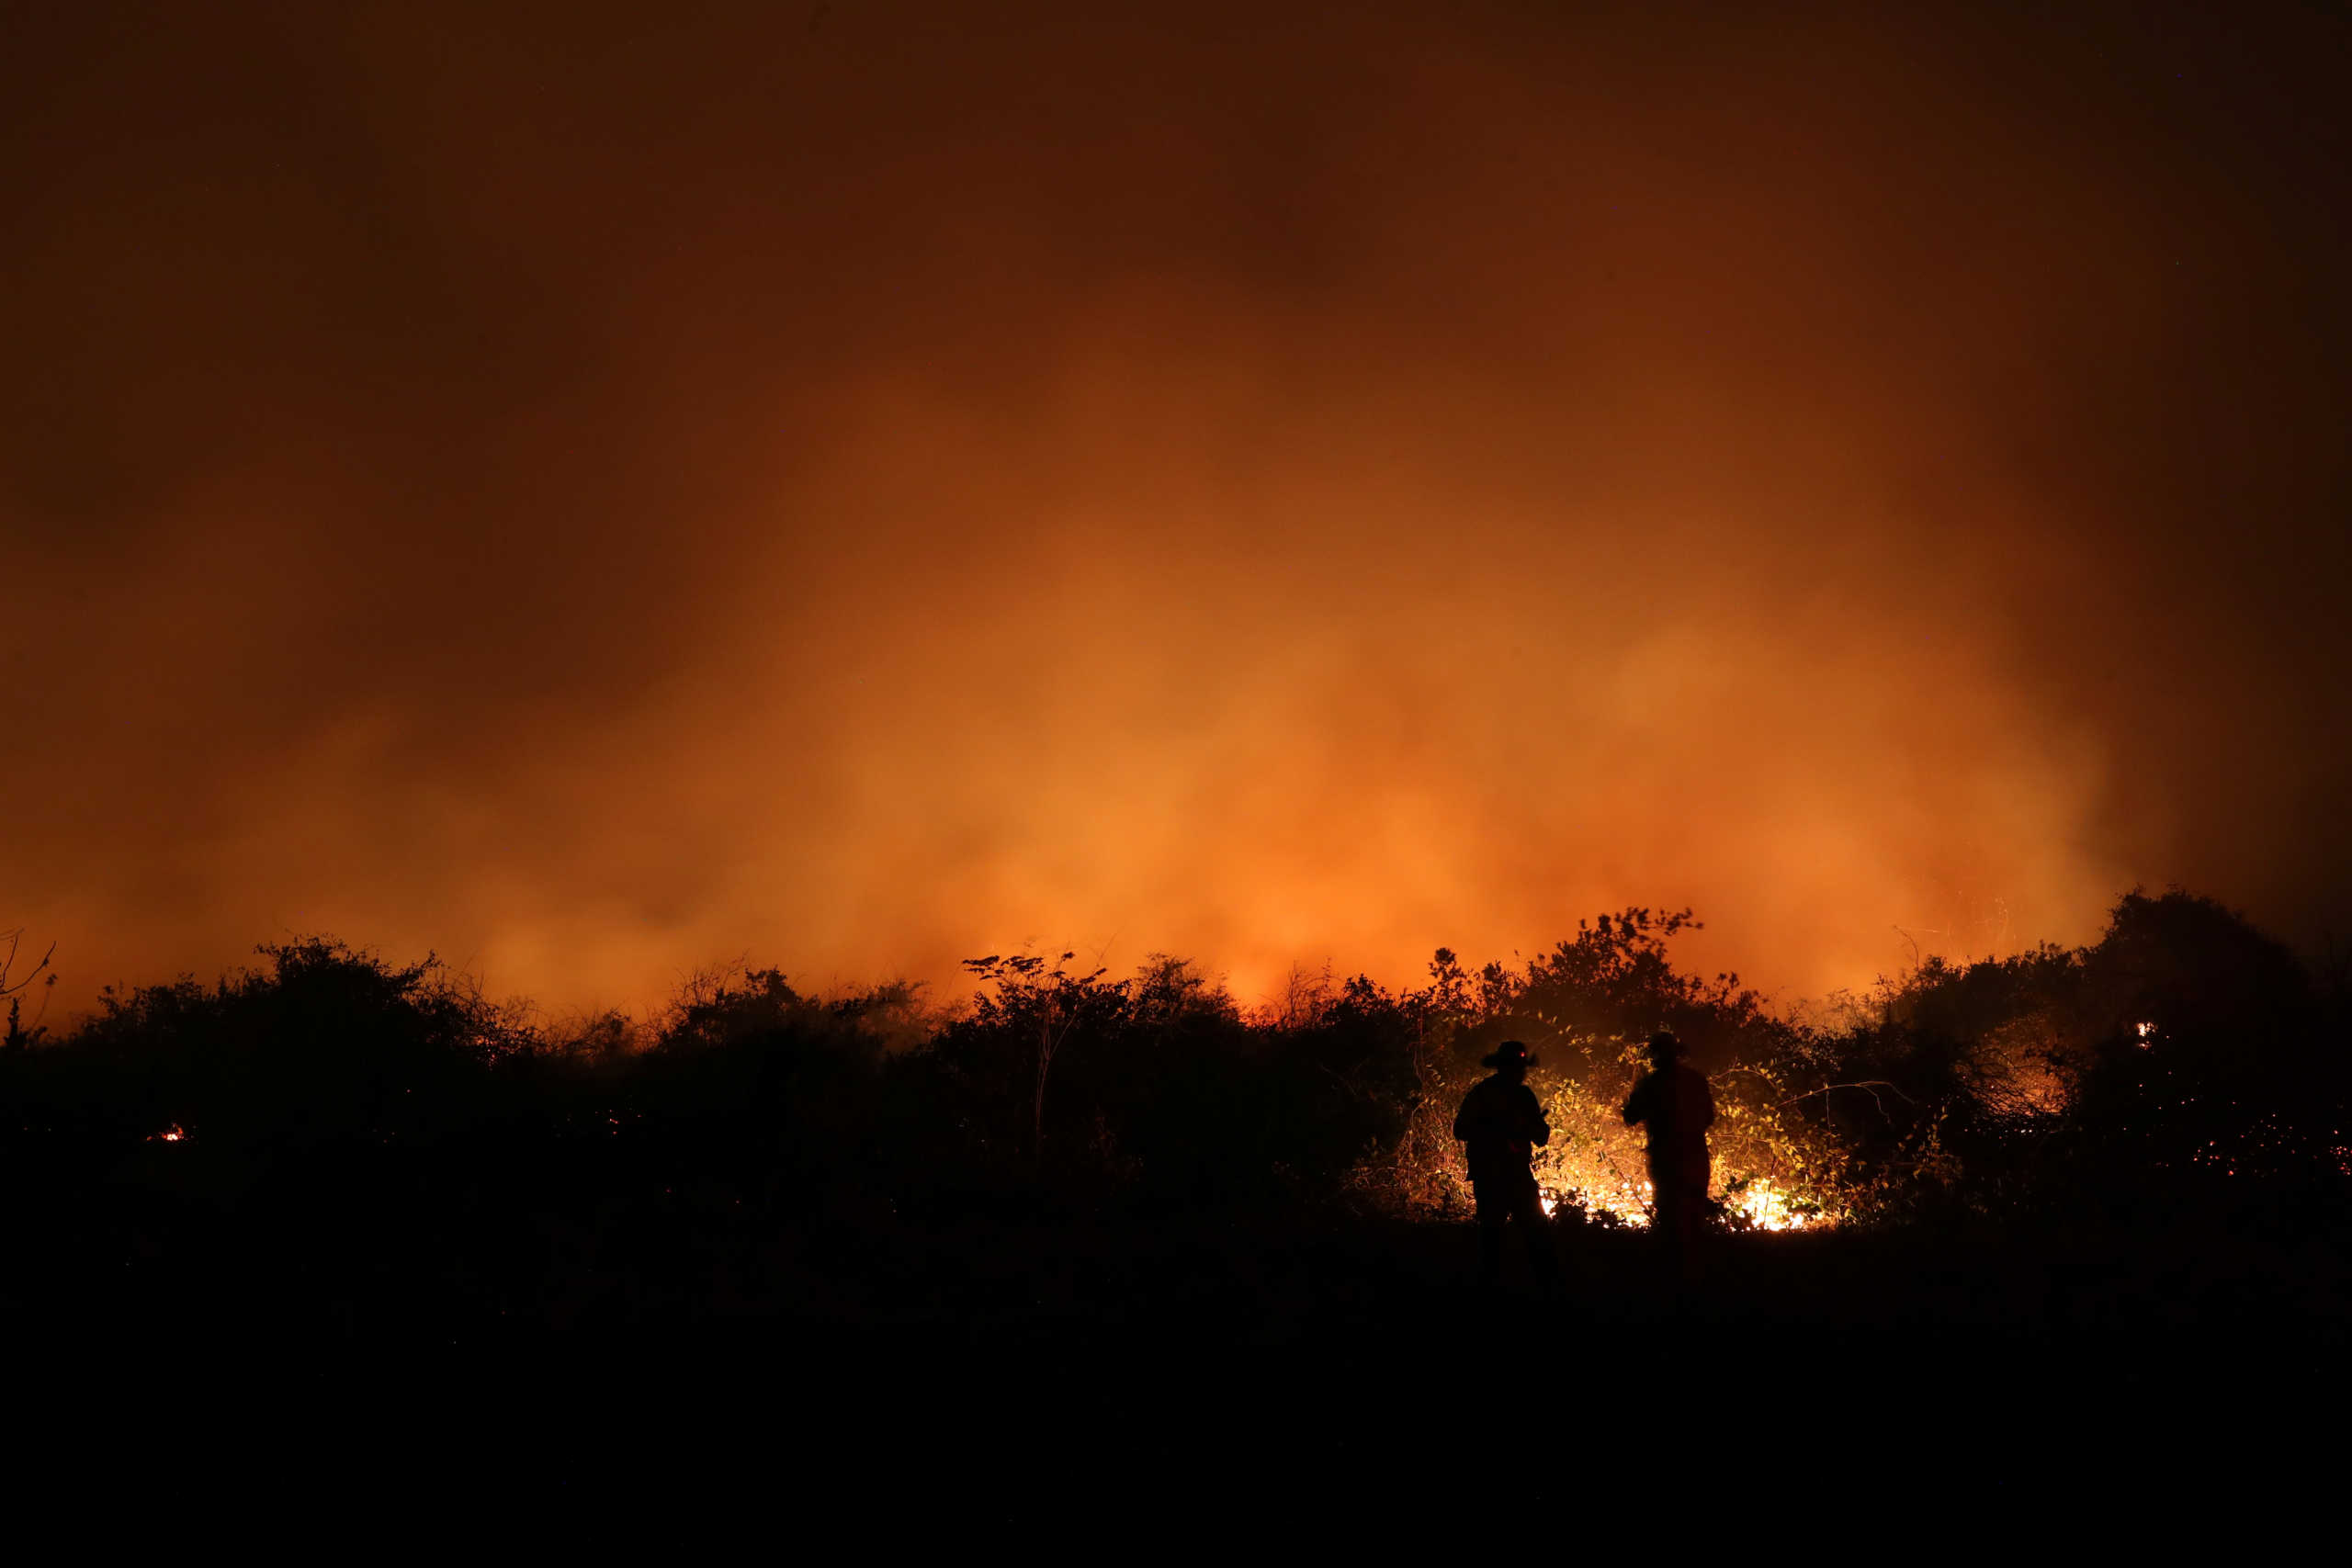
6;3;2349;1019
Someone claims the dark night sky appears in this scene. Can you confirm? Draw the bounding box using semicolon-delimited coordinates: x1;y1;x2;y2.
5;1;2348;1015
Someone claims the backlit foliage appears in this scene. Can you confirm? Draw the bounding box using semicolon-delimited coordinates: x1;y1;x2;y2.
2;891;2336;1236
1359;1017;1880;1230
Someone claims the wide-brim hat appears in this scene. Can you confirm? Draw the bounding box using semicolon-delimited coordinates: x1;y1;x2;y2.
1481;1040;1536;1069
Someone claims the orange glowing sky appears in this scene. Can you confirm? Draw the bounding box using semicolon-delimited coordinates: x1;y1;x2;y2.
6;2;2349;1020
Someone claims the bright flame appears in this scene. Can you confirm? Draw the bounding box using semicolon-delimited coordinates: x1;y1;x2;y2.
1535;1176;1819;1231
150;1124;186;1143
1721;1178;1815;1231
1537;1179;1657;1229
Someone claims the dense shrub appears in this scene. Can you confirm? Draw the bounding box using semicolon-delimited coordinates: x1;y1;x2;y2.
2;891;2339;1235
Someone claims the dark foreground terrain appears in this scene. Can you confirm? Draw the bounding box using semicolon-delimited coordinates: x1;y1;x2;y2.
6;898;2342;1534
6;1138;2341;1538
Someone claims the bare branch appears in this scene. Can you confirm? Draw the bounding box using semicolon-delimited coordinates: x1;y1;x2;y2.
1773;1078;1918;1121
0;931;56;999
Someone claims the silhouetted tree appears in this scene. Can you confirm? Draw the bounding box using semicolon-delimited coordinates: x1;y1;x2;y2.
0;928;55;1052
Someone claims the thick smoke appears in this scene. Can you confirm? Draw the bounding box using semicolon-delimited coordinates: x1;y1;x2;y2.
6;2;2347;1016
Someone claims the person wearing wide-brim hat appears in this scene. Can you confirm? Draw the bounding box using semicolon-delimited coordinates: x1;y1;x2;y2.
1453;1040;1558;1288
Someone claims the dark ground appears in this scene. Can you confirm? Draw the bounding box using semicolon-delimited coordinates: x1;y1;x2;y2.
5;1140;2341;1540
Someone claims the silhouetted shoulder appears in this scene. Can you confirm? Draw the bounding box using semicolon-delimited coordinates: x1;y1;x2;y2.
1682;1065;1716;1128
1453;1077;1495;1139
1622;1071;1658;1125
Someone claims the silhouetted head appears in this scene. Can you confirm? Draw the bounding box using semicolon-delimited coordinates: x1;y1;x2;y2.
1646;1032;1682;1067
1481;1040;1536;1078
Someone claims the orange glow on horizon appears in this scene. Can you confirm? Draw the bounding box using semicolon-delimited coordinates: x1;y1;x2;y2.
5;4;2345;1023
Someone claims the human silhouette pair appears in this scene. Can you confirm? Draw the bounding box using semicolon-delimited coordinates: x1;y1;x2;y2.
1453;1032;1714;1286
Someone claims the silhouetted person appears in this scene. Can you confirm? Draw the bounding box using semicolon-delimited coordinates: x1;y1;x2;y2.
1621;1032;1715;1263
1453;1041;1557;1289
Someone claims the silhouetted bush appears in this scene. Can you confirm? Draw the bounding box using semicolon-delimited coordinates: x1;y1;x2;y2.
5;938;528;1153
2;890;2339;1271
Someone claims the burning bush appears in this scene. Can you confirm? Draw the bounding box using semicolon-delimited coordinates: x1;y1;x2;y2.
1353;1016;1878;1230
1341;910;1985;1231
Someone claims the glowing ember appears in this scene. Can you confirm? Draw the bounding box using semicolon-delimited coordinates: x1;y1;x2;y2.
149;1125;187;1143
2136;1021;2156;1047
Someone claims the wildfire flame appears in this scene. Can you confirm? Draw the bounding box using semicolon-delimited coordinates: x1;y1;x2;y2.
1536;1176;1818;1231
1722;1178;1816;1231
150;1124;186;1143
1440;1049;1848;1235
